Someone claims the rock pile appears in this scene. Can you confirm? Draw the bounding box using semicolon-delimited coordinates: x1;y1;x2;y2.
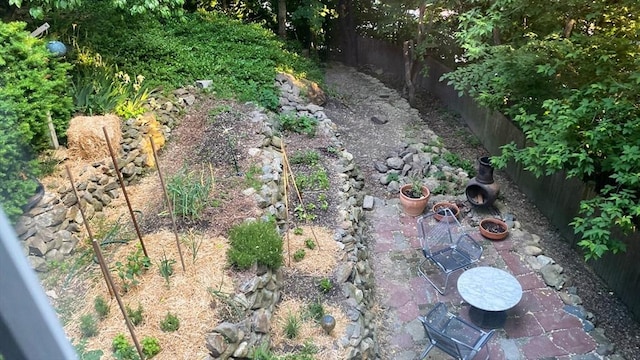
204;75;377;359
15;92;186;272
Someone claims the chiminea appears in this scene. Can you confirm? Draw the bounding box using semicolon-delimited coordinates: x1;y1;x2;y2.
465;156;500;207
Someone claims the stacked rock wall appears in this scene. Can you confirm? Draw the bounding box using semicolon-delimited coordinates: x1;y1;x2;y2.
204;75;378;359
14;97;186;272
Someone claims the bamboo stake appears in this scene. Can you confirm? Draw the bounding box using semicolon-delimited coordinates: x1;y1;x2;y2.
149;136;186;272
92;238;144;360
280;141;321;250
65;165;114;297
282;150;292;266
102;127;148;257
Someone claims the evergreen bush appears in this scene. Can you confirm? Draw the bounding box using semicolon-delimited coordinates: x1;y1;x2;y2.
0;21;73;220
227;219;283;270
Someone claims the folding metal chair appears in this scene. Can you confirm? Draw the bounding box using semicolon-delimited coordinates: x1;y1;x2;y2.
419;302;494;360
417;209;483;294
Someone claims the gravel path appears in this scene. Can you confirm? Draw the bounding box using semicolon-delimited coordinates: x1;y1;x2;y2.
323;62;640;359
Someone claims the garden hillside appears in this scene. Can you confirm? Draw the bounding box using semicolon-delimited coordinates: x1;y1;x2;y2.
0;3;322;222
3;0;638;261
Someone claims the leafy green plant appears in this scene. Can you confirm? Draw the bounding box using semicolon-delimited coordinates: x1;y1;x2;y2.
304;238;316;250
305;299;324;322
94;295;110;320
276;112;318;136
431;184;449;196
141;336;161;359
126;303;144;326
160;312;180;332
386;172;400;183
158;251;176;286
293;227;304;235
0;21;73;221
318;278;333;293
293;249;306;262
290;150;320;166
227;219;283;270
294;205;317;221
181;229;203;263
244;164;262;191
79;314;98;338
404;176;426;199
112;333;138;360
114;247;151;292
74;339;104;360
442;152;475;177
167;165;213;220
284;312;301;339
318;193;329;211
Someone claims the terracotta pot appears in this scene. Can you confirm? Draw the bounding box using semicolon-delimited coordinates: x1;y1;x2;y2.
432;202;459;222
399;184;431;217
479;218;509;240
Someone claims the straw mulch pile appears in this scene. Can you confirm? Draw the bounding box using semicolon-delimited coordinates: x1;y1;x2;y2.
64;229;233;360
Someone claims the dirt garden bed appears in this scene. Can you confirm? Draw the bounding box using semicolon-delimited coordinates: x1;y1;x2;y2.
41;95;354;359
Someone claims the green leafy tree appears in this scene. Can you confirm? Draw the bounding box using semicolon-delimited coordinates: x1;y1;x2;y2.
6;0;184;19
0;21;72;220
443;0;640;259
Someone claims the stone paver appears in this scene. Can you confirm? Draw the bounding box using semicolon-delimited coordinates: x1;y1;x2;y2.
369;200;600;359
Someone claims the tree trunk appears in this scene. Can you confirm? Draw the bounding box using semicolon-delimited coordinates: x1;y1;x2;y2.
337;0;358;66
563;19;576;38
278;0;287;39
404;40;416;107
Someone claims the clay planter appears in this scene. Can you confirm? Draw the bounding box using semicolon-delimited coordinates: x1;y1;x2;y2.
399;184;431;217
432;202;460;222
479;218;509;240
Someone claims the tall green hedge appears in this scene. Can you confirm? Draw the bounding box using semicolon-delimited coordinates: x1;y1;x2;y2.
0;21;73;220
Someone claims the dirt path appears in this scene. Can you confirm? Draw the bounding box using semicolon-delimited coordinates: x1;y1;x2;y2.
323;62;640;359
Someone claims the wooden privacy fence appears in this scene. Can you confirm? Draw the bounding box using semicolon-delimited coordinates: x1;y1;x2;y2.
339;36;640;320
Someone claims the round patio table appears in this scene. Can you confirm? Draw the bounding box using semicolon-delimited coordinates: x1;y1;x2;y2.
457;266;522;328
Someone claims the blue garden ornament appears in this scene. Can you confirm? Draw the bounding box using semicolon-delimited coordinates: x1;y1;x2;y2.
46;41;67;57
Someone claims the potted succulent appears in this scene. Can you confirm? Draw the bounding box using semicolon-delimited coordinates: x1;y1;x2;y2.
479;218;509;240
432;202;460;222
399;177;431;217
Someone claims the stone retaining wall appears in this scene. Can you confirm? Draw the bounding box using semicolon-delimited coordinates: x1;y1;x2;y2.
204;75;377;358
14;94;186;272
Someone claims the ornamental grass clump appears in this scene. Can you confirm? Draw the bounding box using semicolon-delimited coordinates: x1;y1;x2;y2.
227;219;283;270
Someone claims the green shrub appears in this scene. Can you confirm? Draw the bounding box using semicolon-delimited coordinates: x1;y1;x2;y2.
290;150;320;166
167;165;213;220
79;314;98;338
141;336;161;359
115;247;151;292
318;278;333;293
304;238;316;250
112;333;138;360
59;9;322;110
160;312;180;332
227;219;283;270
293;249;306;262
0;21;73;221
276;113;318;136
126;303;144;326
94;295;110;319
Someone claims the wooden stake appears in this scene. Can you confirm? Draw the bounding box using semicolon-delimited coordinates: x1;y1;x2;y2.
282;150;292;266
102;127;148;257
65;165;114;298
149;136;186;272
280;140;321;250
47;111;59;149
92;238;144;360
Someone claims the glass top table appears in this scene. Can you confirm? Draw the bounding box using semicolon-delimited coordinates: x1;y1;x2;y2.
457;266;522;328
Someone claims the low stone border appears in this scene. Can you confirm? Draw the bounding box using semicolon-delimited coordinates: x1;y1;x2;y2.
204;76;377;358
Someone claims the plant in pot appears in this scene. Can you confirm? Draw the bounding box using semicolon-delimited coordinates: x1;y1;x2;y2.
399;176;431;217
479;218;509;240
432;202;460;222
